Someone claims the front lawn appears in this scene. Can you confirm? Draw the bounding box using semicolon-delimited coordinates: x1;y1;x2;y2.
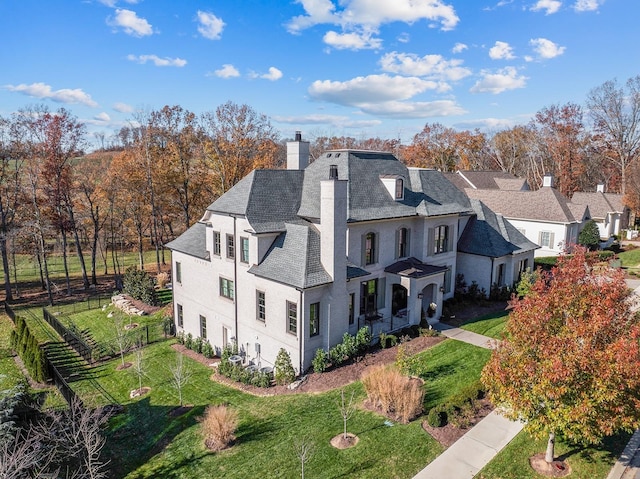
477;428;630;479
63;336;498;479
459;310;509;339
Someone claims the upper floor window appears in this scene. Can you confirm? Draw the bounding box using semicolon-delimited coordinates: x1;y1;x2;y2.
395;178;404;200
363;232;377;265
256;290;266;322
175;261;182;283
348;293;355;325
220;277;235;300
226;234;235;259
310;302;320;337
434;225;449;254
240;237;249;263
213;232;221;256
397;227;410;258
287;301;297;335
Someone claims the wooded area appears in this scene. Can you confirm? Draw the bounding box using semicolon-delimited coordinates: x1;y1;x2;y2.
1;75;640;304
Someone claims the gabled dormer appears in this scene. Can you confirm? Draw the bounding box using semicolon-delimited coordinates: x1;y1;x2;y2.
380;174;405;201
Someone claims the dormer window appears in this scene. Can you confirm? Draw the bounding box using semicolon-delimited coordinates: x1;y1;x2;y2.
380;175;405;201
395;178;404;199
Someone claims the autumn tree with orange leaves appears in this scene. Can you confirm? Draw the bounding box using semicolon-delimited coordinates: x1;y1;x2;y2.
482;247;640;465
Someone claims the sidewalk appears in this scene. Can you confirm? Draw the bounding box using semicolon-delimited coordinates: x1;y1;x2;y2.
413;324;522;479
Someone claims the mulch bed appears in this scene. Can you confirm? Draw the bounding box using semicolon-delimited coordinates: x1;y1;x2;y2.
421;398;494;447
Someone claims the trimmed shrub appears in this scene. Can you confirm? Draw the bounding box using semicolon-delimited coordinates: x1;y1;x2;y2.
184;333;193;350
355;327;372;356
274;348;296;385
202;340;214;359
312;348;329;373
427;404;449;427
201;404;238;451
579;219;601;250
193;336;203;354
329;344;345;366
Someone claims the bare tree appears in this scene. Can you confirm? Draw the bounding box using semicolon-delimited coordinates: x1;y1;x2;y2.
0;426;54;479
338;388;357;440
132;348;146;396
168;352;193;407
586;75;640;195
112;312;132;368
293;435;315;479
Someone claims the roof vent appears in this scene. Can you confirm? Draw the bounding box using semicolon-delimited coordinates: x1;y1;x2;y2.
329;164;338;180
295;131;302;141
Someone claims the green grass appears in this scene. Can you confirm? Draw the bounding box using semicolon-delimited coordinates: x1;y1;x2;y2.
0;315;24;392
618;247;640;268
1;250;169;285
71;340;462;479
460;310;509;339
477;428;630;479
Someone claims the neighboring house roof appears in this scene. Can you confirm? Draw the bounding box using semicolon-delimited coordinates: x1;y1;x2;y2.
458;199;540;257
164;222;209;260
445;170;529;191
571;191;626;220
297;151;472;222
465;186;588;223
207;169;305;233
248;222;332;289
384;257;448;278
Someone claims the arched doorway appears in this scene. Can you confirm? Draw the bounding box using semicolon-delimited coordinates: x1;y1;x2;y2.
392;284;408;316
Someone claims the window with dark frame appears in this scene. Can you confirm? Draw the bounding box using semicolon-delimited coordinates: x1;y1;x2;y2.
434;225;449;254
364;232;376;265
287;301;297;335
395;178;404;199
226;234;235;259
200;315;207;339
240;237;249;263
220;277;234;300
256;290;266;322
360;278;379;317
310;302;319;337
175;261;182;283
348;293;355;325
397;227;408;258
177;303;183;327
213;232;221;256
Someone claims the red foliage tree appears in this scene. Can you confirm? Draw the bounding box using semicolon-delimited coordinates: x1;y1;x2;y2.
482;247;640;464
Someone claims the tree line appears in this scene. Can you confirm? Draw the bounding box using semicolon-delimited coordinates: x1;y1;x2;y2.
1;75;639;304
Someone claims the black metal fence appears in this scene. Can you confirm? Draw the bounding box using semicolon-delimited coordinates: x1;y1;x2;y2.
42;307;94;363
46;358;83;408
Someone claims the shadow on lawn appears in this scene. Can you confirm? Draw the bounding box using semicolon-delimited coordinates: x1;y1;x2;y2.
104;397;206;479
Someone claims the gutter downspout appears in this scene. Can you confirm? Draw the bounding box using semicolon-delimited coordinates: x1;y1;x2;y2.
299;289;303;375
233;216;238;349
490;257;495;291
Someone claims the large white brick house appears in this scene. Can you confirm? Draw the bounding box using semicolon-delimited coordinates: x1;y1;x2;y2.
166;134;537;373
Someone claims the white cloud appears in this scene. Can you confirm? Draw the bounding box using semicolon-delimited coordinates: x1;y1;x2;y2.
489;41;515;60
4;82;98;107
273;113;382;128
454;117;517;131
323;30;382;50
573;0;603;11
94;112;111;122
286;0;459;36
98;0;140;6
528;38;565;59
196;11;225;40
397;32;410;43
531;0;562;15
107;9;153;37
470;67;527;94
357;100;466;118
113;102;133;113
452;42;468;53
213;64;240;79
260;67;283;81
127;54;187;67
308;74;439;105
379;52;471;82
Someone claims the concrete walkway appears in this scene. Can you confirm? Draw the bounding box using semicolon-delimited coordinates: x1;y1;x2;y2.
413;324;523;479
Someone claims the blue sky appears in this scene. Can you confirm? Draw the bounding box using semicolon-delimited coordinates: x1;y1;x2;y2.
1;0;637;147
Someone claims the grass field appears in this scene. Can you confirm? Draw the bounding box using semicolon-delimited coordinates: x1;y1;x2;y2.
460;310;509;339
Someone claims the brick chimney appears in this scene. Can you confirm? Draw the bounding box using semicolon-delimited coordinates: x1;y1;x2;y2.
287;131;310;170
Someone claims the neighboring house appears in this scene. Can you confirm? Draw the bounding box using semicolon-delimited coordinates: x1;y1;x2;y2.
464;176;590;257
571;185;629;239
166;135;537;374
445;170;530;192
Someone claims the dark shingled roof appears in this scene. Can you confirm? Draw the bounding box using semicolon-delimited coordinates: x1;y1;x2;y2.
384;257;448;278
207;169;304;233
164;222;209;260
298;151;472;221
457;199;539;257
248;222;332;289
